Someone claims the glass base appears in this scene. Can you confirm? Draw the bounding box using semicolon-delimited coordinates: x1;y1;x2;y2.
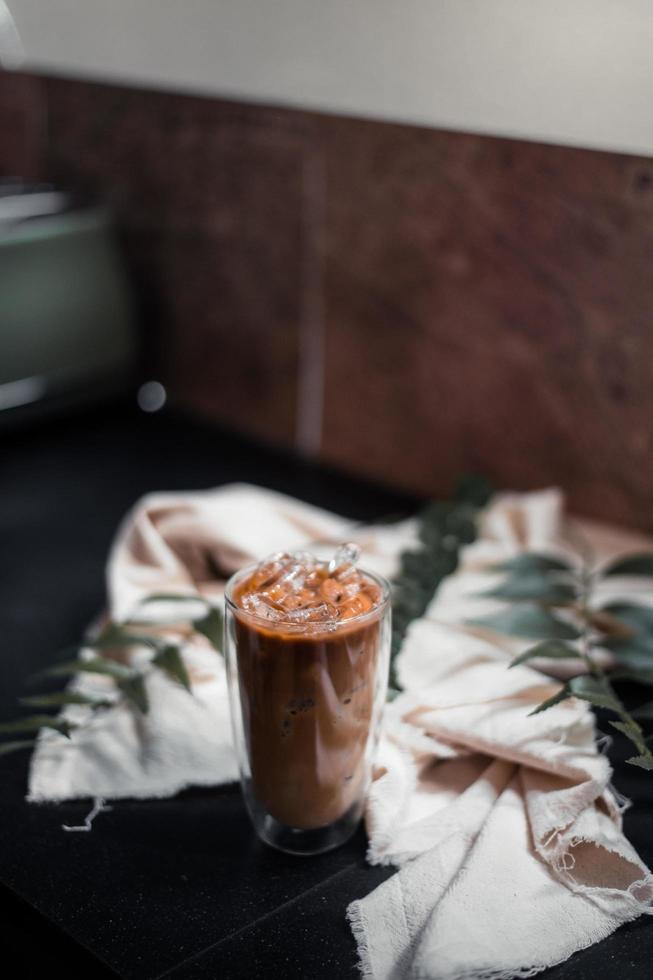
254;800;364;856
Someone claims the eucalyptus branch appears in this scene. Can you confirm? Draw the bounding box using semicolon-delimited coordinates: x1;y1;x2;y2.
0;595;224;757
389;475;492;693
468;546;653;771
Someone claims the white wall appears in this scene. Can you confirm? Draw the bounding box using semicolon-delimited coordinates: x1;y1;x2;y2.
5;0;653;157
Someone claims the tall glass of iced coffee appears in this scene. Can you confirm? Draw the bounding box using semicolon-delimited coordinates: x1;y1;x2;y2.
224;544;391;855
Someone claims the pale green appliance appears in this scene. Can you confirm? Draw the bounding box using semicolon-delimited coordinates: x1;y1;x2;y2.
0;186;136;419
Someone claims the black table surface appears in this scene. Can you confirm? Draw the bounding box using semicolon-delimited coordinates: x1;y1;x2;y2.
2;403;652;980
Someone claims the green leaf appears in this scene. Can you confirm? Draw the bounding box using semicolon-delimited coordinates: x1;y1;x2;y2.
480;574;576;605
455;473;494;508
510;640;577;668
602;553;653;577
0;715;76;738
19;692;113;709
194;606;224;651
567;674;623;713
391;493;486;671
529;675;624;718
468;604;580;640
609;718;649;756
42;655;134;681
529;685;571;715
0;739;36;756
118;675;149;714
153;645;191;692
492;553;573;575
94;623;160;651
600;603;653;636
604;639;653;670
400;551;438;584
626;754;653;771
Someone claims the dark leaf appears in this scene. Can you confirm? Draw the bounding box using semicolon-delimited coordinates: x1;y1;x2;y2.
368;510;411;527
468;604;580;641
153;645;191;692
626;753;653;771
19;692;113;709
529;685;571;715
0;739;36;756
604;639;653;671
400;551;435;584
0;715;76;737
602;553;653;578
390;494;487;668
42;656;134;681
492;553;573;575
194;606;224;651
510;640;577;668
455;473;494;508
567;675;623;713
600;603;653;636
445;519;475;546
95;623;160;651
531;674;623;715
480;574;576;605
118;675;149;714
609;718;649;757
395;575;433;598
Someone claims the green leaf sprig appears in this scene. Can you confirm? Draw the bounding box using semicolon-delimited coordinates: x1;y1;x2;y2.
0;595;224;757
390;475;492;692
468;547;653;770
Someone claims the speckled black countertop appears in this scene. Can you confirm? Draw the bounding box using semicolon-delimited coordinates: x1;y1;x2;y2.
1;404;652;979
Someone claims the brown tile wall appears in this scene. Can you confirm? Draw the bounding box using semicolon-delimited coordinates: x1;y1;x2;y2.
320;120;653;526
42;81;315;445
0;72;46;177
2;69;653;529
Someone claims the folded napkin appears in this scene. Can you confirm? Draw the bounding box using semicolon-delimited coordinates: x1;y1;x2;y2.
27;483;653;980
349;489;653;980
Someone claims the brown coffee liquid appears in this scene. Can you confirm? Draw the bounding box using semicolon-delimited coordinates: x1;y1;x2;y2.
233;570;384;829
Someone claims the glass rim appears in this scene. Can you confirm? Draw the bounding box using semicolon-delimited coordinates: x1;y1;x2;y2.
224;560;391;634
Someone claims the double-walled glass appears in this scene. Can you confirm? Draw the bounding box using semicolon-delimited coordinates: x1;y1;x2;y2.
225;564;391;855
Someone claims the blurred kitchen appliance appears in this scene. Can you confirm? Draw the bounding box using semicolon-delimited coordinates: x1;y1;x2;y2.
0;181;136;422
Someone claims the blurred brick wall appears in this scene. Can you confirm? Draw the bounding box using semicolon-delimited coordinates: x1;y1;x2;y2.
2;70;653;529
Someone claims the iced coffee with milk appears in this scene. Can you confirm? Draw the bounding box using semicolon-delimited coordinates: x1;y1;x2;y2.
224;545;391;854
